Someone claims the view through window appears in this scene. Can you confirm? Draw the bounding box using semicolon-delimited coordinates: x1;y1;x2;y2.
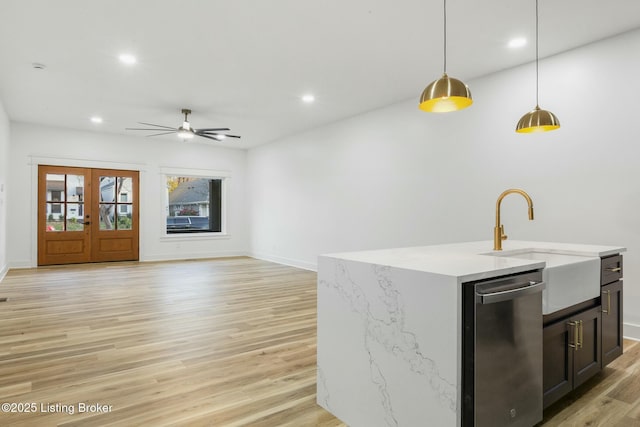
166;176;222;234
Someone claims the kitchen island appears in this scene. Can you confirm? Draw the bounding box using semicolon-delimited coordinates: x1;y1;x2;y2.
317;240;625;427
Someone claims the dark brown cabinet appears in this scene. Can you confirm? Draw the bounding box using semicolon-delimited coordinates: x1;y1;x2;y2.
601;254;623;286
542;253;624;409
601;254;623;366
573;306;602;387
542;305;601;409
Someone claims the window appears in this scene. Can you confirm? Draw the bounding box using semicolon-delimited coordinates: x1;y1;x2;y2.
165;176;223;234
98;176;133;230
45;173;85;232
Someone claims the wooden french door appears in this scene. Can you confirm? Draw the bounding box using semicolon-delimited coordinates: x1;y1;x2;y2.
38;165;139;266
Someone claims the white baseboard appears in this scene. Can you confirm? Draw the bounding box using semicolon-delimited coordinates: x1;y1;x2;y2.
623;322;640;341
8;260;33;269
249;252;317;272
141;250;249;263
0;264;7;282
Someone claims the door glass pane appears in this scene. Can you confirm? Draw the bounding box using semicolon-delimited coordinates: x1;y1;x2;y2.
46;203;64;231
99;204;115;230
67;175;84;202
117;205;133;230
46;174;65;202
117;177;132;202
99;176;116;202
66;204;84;231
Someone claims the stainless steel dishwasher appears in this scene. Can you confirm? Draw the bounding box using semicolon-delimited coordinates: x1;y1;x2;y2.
462;270;545;427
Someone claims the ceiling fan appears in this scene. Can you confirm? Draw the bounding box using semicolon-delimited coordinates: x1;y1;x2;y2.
126;109;241;142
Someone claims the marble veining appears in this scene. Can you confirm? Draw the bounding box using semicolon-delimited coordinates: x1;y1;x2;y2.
320;260;456;425
318;240;626;426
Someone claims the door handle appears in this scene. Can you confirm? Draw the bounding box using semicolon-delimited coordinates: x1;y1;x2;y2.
478;281;546;304
606;267;621;272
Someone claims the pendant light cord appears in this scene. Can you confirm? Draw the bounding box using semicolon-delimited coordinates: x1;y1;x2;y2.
535;0;539;107
443;0;447;74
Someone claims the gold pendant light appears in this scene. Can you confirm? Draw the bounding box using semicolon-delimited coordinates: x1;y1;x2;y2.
516;0;560;133
419;0;472;113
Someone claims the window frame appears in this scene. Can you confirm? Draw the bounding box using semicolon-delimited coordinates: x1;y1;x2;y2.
160;167;230;239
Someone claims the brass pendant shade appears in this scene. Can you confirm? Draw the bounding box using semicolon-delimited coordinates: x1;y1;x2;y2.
419;73;472;113
419;0;472;113
516;0;560;133
516;105;560;133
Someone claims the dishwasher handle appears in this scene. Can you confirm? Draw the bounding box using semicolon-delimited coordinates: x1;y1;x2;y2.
479;281;546;304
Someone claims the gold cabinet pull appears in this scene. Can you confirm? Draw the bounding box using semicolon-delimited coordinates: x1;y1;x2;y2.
578;320;583;349
568;321;579;350
602;290;611;315
607;267;621;272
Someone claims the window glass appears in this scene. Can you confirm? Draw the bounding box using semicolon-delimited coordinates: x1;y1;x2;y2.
67;175;84;202
45;173;84;231
46;174;65;202
46;203;64;232
97;176;134;231
100;176;116;203
118;177;132;202
166;176;222;234
99;204;115;230
66;204;84;231
117;205;133;230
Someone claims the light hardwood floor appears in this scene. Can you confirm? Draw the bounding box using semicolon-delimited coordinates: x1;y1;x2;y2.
0;257;637;426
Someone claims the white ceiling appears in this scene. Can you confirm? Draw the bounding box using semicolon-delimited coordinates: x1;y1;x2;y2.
1;0;640;149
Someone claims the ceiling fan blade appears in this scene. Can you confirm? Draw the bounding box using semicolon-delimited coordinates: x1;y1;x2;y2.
201;133;241;138
197;129;241;138
138;122;178;130
127;128;178;131
145;131;177;137
196;128;230;132
196;134;227;142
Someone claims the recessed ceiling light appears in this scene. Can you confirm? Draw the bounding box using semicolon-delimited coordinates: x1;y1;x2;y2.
508;38;527;49
118;53;137;65
90;116;103;124
302;94;315;103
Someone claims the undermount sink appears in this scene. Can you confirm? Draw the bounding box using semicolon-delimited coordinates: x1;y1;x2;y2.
482;248;601;315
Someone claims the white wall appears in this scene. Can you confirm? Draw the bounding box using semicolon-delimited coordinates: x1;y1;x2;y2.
8;122;248;266
0;100;9;280
248;29;640;335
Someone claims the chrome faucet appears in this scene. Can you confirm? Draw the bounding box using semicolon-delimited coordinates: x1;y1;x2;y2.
494;189;534;251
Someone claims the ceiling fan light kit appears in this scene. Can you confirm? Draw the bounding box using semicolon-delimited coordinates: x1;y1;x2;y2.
126;108;241;142
177;128;195;139
177;109;195;140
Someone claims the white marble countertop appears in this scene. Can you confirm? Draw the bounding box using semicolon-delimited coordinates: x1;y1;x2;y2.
322;240;626;282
